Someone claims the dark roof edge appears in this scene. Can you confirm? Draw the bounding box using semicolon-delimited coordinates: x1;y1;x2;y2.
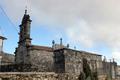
29;45;53;52
54;48;102;56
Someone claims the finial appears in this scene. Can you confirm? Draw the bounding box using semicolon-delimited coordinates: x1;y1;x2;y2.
25;9;27;15
113;58;115;62
103;56;106;62
109;59;111;62
52;40;55;45
67;44;69;48
52;40;55;49
74;46;76;50
60;38;62;45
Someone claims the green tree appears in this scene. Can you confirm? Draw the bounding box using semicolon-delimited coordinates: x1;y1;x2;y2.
83;58;91;79
78;72;85;80
82;58;98;80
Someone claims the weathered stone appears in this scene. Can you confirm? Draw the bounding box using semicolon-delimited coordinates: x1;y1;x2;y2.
0;72;79;80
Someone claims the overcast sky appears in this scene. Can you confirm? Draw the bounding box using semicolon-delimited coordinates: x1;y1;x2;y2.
0;0;120;63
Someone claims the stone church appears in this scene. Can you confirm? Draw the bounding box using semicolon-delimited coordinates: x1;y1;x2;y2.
0;10;119;80
14;10;102;73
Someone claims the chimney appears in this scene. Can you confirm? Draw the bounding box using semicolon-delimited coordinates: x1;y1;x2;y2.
0;36;7;53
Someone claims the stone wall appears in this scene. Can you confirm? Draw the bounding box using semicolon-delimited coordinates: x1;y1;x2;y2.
29;49;54;72
54;49;65;73
54;48;102;74
0;72;118;80
64;49;82;74
102;61;117;79
0;72;79;80
117;66;120;78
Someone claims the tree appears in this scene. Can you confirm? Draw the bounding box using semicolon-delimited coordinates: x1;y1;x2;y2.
78;72;85;80
83;58;91;79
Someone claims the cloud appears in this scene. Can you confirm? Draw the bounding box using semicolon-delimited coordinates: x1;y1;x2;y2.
1;0;120;61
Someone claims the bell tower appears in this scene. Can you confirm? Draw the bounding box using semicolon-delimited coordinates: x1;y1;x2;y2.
19;10;32;46
15;10;32;64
